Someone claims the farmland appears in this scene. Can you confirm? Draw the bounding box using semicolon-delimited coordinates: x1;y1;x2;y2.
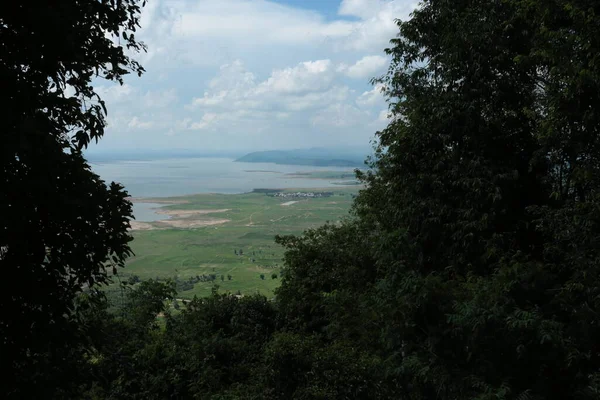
114;186;360;299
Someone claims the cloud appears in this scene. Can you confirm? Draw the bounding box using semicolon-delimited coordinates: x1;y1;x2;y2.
338;0;418;51
189;113;219;130
136;0;416;68
339;0;376;19
378;109;391;122
189;59;349;113
91;0;414;152
256;60;334;94
127;116;154;130
356;83;386;107
95;84;134;104
340;55;388;79
173;1;355;45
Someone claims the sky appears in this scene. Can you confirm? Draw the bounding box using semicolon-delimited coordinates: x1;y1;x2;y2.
89;0;418;154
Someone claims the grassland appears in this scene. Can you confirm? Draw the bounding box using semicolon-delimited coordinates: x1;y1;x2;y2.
117;187;359;299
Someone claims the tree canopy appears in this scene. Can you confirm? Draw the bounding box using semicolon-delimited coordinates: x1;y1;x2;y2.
0;0;145;396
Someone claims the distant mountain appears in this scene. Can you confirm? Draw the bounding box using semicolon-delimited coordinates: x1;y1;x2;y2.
235;148;366;167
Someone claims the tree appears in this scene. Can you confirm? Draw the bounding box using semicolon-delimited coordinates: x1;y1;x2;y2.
274;0;600;398
228;274;232;281
0;0;145;396
81;280;177;399
271;273;278;280
260;274;265;280
127;275;141;285
221;274;225;282
350;0;600;398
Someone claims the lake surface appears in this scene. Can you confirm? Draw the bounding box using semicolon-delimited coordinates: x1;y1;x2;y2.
91;157;355;198
90;157;357;221
132;202;172;222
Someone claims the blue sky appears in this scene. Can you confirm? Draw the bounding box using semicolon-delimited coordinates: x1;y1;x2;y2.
90;0;417;154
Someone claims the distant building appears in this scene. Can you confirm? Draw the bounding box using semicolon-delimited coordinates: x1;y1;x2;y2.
269;191;333;198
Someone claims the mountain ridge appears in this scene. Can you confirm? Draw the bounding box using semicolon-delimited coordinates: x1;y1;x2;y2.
235;148;366;167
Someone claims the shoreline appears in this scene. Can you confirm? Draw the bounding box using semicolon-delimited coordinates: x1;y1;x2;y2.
128;186;362;231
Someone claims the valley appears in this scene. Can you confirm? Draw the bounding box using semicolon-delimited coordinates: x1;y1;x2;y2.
113;186;360;299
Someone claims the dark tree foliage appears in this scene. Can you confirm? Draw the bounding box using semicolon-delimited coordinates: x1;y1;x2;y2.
0;0;145;397
85;286;276;399
350;0;600;398
83;280;177;399
275;0;600;398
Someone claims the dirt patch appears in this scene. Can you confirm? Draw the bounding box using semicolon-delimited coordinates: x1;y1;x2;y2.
155;218;230;229
128;198;190;204
129;221;157;231
280;201;298;206
326;201;338;204
155;208;230;218
130;212;230;230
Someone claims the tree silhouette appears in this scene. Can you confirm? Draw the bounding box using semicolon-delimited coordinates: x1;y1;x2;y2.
0;0;145;396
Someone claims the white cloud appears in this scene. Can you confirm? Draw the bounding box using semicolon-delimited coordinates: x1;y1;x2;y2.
256;60;334;94
342;55;388;79
378;109;391;122
127;116;154;130
338;0;376;19
189;59;349;113
190;113;219;130
356;83;386;107
338;0;417;51
135;0;416;68
189;60;257;108
91;0;417;152
190;91;227;107
172;1;354;45
96;84;134;104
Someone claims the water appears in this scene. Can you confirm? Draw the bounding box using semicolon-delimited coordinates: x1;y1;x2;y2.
90;157;355;198
132;202;172;222
90;157;357;222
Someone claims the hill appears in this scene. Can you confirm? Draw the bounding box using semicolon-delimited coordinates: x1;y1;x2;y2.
235;148;366;167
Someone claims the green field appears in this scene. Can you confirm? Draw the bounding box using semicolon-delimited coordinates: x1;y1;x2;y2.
117;187;359;299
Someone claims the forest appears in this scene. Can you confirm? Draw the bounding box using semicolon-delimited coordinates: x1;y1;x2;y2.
2;0;600;399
